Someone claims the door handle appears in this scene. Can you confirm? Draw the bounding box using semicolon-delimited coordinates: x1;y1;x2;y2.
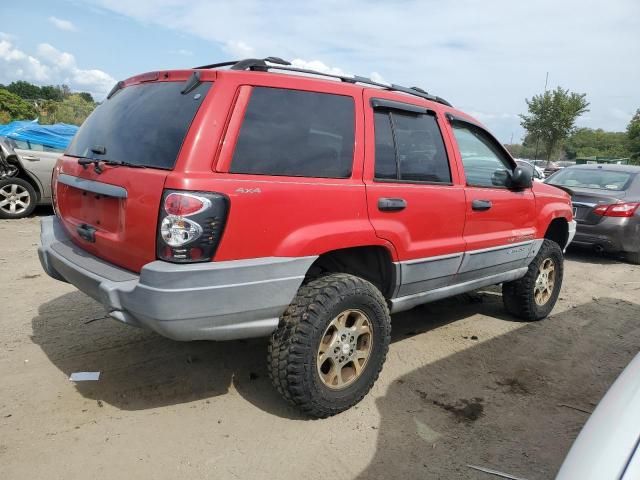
472;199;492;211
21;155;40;161
378;198;407;212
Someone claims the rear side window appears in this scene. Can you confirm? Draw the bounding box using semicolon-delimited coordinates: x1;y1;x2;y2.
230;87;355;178
374;110;451;183
66;81;211;169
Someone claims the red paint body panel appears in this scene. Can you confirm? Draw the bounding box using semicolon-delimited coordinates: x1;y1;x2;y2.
54;68;572;274
361;89;466;260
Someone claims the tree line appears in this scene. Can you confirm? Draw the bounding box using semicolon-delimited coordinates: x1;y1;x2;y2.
1;80;639;163
506;86;639;164
0;80;96;126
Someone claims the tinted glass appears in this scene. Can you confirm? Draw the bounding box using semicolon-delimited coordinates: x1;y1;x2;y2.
547;168;634;191
230;87;355;178
374;111;397;179
374;111;451;183
66;81;211;169
453;125;513;187
393;113;451;182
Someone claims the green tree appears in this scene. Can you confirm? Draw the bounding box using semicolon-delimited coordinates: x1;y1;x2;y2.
564;128;630;159
39;85;64;101
41;94;95;125
77;92;95;103
519;87;589;161
6;80;41;100
0;88;37;121
627;109;640;165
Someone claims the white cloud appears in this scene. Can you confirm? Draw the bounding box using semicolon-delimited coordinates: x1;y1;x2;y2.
0;39;115;98
369;72;389;86
48;16;77;32
290;58;349;76
224;40;255;58
170;48;193;56
77;0;640;140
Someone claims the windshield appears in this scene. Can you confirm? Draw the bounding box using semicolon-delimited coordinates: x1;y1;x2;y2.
66;81;211;169
547;168;634;191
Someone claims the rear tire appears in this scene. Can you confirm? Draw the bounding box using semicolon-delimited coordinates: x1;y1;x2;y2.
268;273;391;418
502;239;564;321
0;178;37;219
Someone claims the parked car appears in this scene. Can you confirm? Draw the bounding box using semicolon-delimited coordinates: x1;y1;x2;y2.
545;164;640;264
38;57;575;417
545;160;576;178
516;159;545;181
556;352;640;479
0;121;77;219
0;137;62;218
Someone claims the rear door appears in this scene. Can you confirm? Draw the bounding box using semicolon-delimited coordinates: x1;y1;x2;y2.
55;76;214;272
363;92;466;297
14;142;62;201
447;118;537;282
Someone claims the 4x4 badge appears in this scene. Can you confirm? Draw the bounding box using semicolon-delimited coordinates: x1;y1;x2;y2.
235;187;261;194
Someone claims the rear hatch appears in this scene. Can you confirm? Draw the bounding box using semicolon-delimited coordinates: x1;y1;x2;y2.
55;75;212;272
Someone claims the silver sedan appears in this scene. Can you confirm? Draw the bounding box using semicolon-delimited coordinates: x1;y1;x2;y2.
0;136;62;219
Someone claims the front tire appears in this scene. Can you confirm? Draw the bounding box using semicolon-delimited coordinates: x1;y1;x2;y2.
268;273;391;418
502;239;564;321
0;178;37;219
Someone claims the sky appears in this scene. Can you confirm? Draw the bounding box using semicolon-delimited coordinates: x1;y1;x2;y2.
0;0;639;142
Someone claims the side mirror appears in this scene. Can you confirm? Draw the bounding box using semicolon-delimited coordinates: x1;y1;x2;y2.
510;166;533;189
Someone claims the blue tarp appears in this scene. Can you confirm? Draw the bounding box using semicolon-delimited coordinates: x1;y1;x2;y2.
0;120;78;150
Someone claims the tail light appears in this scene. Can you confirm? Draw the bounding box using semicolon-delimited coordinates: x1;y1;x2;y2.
593;202;640;218
157;190;229;263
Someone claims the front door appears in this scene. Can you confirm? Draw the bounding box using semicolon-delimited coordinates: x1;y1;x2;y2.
448;120;537;282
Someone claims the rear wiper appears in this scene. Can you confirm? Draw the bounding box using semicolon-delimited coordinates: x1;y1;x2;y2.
102;160;147;169
78;157;146;174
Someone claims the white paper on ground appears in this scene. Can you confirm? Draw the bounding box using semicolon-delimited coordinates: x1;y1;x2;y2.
69;371;101;381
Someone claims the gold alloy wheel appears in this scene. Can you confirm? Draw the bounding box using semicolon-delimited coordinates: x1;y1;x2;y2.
316;309;373;390
534;258;556;306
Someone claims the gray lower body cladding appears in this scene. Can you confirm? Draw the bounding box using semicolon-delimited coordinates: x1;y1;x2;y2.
390;239;543;313
38;216;316;341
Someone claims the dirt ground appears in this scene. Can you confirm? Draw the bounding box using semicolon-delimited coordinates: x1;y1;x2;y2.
1;209;639;480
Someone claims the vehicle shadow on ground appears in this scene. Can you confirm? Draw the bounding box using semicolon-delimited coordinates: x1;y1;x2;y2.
356;297;640;480
31;289;517;417
31;205;54;217
31;291;302;416
565;246;628;265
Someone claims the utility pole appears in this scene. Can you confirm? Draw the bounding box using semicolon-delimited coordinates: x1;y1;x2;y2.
533;72;549;162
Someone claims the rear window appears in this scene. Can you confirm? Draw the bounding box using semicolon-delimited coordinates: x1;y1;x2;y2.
547;168;634;191
230;87;355;178
66;81;211;169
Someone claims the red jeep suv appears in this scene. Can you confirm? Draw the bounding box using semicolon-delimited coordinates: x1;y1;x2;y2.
38;57;576;417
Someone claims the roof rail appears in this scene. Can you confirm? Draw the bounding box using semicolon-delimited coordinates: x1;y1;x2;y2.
192;57;452;107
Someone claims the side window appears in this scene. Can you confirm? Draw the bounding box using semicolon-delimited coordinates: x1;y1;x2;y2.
12;140;30;150
452;125;513;187
374;111;397;179
230;87;355;178
374;110;451;183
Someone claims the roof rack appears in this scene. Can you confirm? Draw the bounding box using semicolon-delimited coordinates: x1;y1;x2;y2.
193;57;452;107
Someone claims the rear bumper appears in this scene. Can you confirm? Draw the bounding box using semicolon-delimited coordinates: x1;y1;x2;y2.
571;216;640;254
566;220;577;251
38;216;316;341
